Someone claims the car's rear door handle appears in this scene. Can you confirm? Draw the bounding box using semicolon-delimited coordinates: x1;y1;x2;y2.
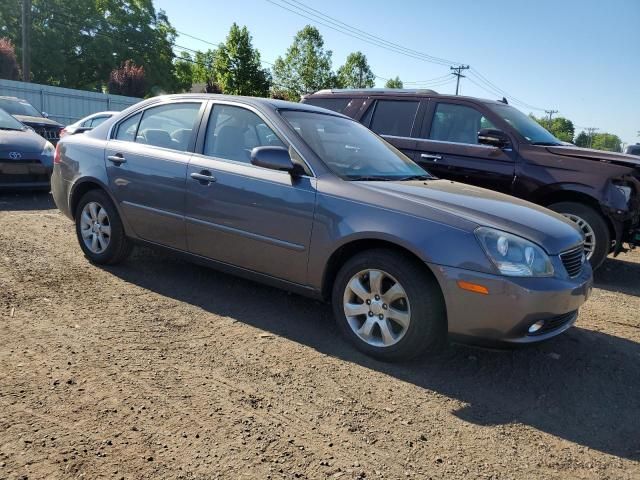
190;171;216;185
420;153;442;162
107;154;126;165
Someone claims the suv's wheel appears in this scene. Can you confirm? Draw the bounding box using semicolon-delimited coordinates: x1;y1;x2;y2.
75;189;132;265
548;201;610;270
332;249;446;361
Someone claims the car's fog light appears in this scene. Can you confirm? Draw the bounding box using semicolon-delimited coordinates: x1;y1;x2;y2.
528;320;545;334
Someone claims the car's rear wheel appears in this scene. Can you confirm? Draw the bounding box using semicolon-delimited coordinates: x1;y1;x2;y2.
548;201;610;270
332;249;446;361
75;190;132;265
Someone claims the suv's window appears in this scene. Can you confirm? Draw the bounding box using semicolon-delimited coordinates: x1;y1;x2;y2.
368;100;419;137
115;112;142;142
135;103;201;151
429;103;496;144
304;98;351;113
204;104;285;163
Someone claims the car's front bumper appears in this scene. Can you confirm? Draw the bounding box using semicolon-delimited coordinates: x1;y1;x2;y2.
428;260;593;346
0;159;52;189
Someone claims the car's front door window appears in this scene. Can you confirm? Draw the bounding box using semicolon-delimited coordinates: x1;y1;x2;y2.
428;103;496;145
204;104;285;164
135;103;202;152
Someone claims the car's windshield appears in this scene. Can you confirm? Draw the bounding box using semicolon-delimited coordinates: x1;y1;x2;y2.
0;107;26;131
488;103;562;146
280;110;431;180
0;98;42;117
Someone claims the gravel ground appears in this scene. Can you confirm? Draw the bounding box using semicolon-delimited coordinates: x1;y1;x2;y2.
0;191;639;480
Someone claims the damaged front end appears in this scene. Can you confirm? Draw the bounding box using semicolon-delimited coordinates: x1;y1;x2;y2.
604;171;640;255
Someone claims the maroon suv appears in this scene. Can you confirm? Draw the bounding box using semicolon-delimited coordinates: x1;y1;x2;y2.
302;89;640;269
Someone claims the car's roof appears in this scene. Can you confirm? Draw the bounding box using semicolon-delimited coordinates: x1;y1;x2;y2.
143;93;347;116
0;95;28;102
304;89;507;106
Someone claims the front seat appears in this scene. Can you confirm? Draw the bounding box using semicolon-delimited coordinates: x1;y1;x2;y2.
142;129;174;150
214;125;247;162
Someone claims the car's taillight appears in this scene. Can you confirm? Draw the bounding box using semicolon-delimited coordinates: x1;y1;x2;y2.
59;128;68;138
54;142;62;164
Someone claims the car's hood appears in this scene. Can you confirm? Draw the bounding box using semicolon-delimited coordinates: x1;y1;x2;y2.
358;179;583;254
13;115;63;128
0;128;47;154
546;145;640;168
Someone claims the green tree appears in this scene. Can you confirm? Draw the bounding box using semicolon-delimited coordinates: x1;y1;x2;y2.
0;37;20;80
385;76;403;89
591;133;622;152
213;23;270;97
574;131;589;147
191;49;217;84
272;25;335;100
0;0;178;94
530;115;575;143
173;51;194;93
336;51;375;89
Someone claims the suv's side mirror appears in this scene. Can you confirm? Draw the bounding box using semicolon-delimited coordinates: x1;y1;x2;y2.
42;111;49;118
251;146;298;174
478;128;510;148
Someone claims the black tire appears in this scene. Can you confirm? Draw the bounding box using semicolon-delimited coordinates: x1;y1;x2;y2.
74;189;132;265
548;201;610;270
331;248;446;361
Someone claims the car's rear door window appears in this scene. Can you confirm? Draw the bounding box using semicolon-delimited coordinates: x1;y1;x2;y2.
367;100;419;138
429;103;496;144
90;116;109;127
304;97;351;113
135;103;202;152
114;112;142;142
203;104;285;164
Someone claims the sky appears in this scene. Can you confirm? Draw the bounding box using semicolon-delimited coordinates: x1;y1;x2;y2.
154;0;640;146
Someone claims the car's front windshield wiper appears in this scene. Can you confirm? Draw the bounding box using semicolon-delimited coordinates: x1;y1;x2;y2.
530;141;562;146
346;175;395;181
0;126;25;131
393;174;433;181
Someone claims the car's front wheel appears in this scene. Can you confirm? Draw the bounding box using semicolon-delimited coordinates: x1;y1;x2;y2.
548;202;610;270
332;249;446;361
75;189;132;265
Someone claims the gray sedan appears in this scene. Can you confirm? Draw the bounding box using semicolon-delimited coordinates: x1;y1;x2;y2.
0;107;55;189
51;94;592;361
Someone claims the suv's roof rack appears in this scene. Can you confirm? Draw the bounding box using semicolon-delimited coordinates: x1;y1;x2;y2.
312;88;438;95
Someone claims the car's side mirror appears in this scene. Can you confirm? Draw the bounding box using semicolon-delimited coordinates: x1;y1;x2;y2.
42;112;49;118
74;126;94;135
251;146;299;174
478;128;510;148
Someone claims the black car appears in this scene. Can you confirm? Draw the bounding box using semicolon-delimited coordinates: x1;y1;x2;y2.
0;96;63;144
0;107;55;189
302;89;640;270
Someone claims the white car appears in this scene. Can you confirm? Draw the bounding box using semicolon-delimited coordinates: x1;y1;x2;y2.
60;111;118;138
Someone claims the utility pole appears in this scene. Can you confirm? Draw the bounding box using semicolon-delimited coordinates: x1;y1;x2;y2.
21;0;31;82
544;109;558;126
585;127;599;148
450;65;469;95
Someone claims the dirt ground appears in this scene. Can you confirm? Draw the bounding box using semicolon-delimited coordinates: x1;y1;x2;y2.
0;191;639;480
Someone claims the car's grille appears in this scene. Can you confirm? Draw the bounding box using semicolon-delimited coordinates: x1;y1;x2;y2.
528;310;577;336
34;126;60;143
560;246;585;278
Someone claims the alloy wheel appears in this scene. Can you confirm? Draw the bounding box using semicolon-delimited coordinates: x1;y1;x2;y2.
343;269;411;348
80;201;111;254
561;213;596;260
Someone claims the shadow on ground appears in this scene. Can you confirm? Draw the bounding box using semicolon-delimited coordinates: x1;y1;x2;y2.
595;256;640;297
0;191;55;211
104;248;640;461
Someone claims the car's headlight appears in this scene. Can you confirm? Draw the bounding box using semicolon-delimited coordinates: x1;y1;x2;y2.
41;141;55;158
475;227;554;277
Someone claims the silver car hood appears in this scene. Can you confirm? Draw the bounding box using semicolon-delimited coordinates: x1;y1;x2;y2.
358;179;583;254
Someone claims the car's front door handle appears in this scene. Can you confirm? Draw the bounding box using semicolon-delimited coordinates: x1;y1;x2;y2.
420;153;443;162
107;154;126;165
190;171;217;185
